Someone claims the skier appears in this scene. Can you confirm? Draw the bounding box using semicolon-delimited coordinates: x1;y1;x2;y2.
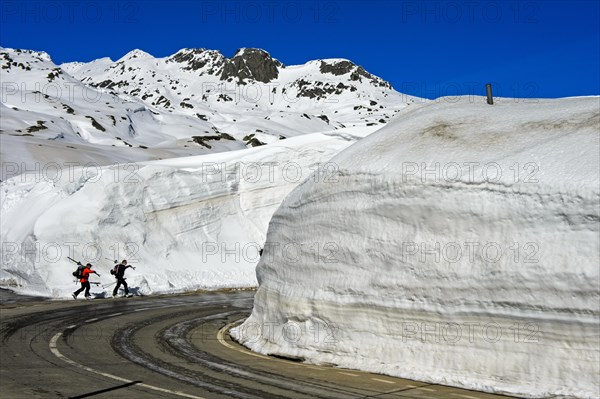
73;263;100;299
112;259;135;297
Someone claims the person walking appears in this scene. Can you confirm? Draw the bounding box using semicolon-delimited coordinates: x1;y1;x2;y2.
112;259;135;297
73;263;100;299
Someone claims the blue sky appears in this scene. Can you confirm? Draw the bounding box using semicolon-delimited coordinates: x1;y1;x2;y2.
1;0;598;99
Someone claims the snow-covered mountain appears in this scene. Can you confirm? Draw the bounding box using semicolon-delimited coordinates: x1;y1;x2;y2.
0;48;231;179
0;46;417;180
233;96;600;399
61;46;408;129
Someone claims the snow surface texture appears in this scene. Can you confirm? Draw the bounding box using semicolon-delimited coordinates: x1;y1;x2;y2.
233;96;600;398
0;132;360;298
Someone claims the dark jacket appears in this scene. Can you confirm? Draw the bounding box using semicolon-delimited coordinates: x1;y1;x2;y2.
115;264;132;279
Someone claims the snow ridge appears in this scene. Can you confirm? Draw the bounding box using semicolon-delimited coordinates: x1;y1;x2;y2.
0;131;365;297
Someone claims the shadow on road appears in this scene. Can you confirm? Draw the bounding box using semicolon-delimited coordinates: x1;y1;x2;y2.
0;288;49;306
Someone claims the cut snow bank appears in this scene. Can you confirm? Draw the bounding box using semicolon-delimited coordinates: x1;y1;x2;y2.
0;132;355;298
233;96;600;399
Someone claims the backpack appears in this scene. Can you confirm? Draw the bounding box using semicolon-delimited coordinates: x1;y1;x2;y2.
72;265;85;279
110;264;119;276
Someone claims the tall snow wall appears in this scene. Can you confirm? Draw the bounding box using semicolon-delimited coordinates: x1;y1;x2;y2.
0;133;352;297
233;97;600;398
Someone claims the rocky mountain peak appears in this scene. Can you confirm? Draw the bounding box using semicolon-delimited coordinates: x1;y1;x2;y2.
319;59;356;75
319;59;392;89
1;47;59;75
221;48;283;84
168;48;226;74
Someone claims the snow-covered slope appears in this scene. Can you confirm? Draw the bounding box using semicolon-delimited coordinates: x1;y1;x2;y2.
0;128;369;297
1;47;416;180
0;48;242;180
233;96;600;398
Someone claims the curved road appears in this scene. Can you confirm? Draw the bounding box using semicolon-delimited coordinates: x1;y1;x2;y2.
0;290;516;399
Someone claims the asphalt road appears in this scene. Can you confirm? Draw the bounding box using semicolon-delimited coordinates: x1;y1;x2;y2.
0;289;518;399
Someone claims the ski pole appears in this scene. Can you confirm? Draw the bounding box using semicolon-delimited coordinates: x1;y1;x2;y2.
102;282;116;288
67;256;80;264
